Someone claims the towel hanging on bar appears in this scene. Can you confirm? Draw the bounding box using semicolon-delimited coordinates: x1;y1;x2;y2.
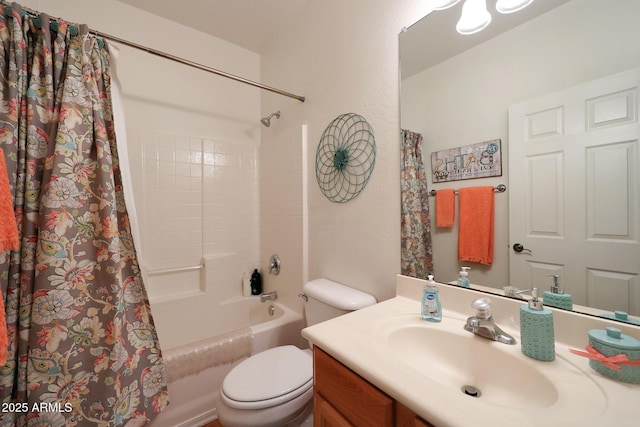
458;186;495;266
436;188;455;228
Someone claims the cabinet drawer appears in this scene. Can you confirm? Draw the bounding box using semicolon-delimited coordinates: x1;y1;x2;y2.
314;347;393;426
314;393;354;427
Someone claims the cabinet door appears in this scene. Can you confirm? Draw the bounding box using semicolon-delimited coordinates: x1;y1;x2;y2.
314;347;394;426
314;393;354;427
395;402;434;427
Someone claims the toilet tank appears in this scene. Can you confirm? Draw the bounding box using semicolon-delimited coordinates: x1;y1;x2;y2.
303;278;377;327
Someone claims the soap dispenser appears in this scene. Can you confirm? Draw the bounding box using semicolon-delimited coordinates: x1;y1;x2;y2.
542;274;573;310
457;267;471;288
421;275;442;322
520;288;555;361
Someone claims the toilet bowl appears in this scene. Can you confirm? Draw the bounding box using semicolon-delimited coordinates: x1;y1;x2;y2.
216;278;376;427
217;346;313;427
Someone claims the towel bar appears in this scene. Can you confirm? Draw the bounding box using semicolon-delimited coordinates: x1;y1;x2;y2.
429;184;506;197
147;264;204;276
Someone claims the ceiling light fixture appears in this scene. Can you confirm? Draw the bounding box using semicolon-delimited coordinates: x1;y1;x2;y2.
444;0;535;35
456;0;492;35
496;0;535;14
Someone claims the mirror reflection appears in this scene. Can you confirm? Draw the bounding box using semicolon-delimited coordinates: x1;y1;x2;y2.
400;0;640;321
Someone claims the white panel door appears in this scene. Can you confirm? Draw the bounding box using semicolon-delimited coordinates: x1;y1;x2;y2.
509;68;640;315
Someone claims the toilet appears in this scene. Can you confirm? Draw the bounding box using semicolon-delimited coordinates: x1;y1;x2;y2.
216;278;377;427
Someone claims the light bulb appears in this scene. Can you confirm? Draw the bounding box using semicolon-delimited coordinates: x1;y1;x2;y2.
496;0;535;14
456;0;492;35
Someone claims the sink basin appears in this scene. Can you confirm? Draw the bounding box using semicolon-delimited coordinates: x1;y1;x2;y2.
375;313;606;416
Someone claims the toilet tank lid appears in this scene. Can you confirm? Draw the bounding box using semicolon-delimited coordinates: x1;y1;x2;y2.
303;278;377;311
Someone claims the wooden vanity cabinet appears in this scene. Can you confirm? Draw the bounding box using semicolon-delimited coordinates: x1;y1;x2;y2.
395;402;433;427
313;347;433;427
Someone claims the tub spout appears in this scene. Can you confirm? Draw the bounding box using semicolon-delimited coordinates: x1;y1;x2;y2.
260;291;278;302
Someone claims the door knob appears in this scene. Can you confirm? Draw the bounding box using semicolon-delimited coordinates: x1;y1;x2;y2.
512;243;532;254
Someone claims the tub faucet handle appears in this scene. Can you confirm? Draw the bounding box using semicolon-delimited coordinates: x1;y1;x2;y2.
269;254;281;275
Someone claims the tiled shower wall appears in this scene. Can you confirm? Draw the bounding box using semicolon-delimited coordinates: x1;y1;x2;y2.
128;127;260;304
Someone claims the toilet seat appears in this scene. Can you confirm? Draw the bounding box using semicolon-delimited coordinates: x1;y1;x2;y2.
221;345;313;410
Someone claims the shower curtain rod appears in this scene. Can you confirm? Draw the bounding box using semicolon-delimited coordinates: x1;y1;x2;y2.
95;30;306;103
2;3;306;103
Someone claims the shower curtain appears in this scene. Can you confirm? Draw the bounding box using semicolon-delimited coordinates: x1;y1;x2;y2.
0;4;168;426
400;130;433;278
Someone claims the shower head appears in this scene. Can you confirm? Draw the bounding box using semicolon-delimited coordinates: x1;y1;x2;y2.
261;111;281;127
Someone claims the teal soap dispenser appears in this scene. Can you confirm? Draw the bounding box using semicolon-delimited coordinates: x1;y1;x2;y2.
520;288;555;361
421;275;442;322
457;267;470;288
542;274;573;310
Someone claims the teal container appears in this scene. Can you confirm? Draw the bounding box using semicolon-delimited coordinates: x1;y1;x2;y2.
599;311;640;326
588;327;640;384
542;291;573;310
520;288;555;361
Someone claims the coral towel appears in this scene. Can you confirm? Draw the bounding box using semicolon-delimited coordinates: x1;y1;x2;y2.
458;186;494;265
0;148;18;252
436;189;455;227
0;147;15;365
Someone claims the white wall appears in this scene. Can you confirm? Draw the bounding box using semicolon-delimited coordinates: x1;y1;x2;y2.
259;123;307;312
260;0;434;303
401;0;640;287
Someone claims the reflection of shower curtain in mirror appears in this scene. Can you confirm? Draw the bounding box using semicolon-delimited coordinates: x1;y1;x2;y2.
0;4;168;425
400;130;433;278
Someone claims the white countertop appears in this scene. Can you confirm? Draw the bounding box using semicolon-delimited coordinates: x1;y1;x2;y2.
302;275;640;427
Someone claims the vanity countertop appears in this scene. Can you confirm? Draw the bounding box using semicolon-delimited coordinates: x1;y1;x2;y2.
302;274;640;427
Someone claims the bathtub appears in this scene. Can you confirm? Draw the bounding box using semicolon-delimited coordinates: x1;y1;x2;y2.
149;298;305;427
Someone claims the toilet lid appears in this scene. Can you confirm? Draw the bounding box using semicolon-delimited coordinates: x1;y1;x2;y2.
222;346;313;409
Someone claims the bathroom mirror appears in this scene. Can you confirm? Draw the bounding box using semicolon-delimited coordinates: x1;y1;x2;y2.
400;0;640;320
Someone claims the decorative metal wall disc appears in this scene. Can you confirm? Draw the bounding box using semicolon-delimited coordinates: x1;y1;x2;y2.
315;113;376;203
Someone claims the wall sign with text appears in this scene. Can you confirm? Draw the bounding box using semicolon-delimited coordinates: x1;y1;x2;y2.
431;139;502;183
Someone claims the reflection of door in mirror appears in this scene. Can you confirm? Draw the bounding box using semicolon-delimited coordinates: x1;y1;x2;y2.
509;68;640;316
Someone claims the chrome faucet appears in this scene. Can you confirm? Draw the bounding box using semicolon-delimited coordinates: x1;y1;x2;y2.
260;291;278;303
464;298;516;345
503;286;533;300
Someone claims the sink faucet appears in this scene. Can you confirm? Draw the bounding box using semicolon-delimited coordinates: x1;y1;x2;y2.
464;298;516;345
502;286;533;300
260;291;278;303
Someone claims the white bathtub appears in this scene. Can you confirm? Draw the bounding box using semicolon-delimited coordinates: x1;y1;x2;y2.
150;298;305;427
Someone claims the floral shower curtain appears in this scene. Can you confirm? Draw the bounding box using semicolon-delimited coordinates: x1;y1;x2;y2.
0;4;168;426
400;130;433;278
